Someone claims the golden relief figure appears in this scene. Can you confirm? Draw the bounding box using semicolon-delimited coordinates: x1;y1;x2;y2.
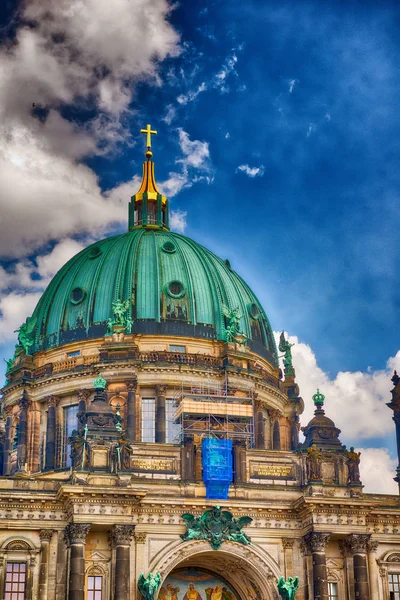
183;583;204;600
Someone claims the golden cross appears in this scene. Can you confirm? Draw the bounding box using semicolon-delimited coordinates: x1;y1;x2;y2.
140;123;157;148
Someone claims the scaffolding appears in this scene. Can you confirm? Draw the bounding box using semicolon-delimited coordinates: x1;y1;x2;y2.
173;373;255;447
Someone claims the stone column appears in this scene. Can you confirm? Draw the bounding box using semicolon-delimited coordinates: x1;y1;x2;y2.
346;534;371;600
77;390;91;427
367;540;379;600
16;390;30;472
45;396;58;471
155;385;167;443
126;378;138;443
110;525;135;600
303;532;331;600
290;416;300;450
233;440;247;484
3;408;12;476
64;523;91;600
254;400;265;449
282;538;295;578
38;530;54;598
134;532;147;590
181;435;195;481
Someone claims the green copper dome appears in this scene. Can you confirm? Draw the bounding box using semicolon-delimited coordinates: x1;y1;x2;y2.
31;228;278;365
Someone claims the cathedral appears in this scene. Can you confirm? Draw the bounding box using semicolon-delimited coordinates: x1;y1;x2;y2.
1;125;400;600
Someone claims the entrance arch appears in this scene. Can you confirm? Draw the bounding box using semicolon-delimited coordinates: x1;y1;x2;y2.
149;540;280;600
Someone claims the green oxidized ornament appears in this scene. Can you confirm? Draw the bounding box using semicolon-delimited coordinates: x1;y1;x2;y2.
93;374;107;391
278;331;295;375
181;505;252;550
14;316;37;356
106;298;133;335
222;306;247;345
277;576;299;600
137;572;161;600
312;388;325;407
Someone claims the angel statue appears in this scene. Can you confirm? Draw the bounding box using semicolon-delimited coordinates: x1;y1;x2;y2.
138;572;161;600
180;512;204;541
14;316;37;356
278;331;295;374
277;576;299;600
222;306;246;345
106;298;132;334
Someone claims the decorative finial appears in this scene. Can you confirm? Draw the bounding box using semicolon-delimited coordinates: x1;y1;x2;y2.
312;388;325;407
140;123;157;158
93;373;107;391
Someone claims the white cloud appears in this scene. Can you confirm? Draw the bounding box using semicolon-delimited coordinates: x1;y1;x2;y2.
0;293;42;344
225;132;230;139
358;448;398;494
306;123;315;137
236;164;265;178
214;53;238;93
288;78;299;94
170;209;187;233
177;82;207;105
0;0;180;258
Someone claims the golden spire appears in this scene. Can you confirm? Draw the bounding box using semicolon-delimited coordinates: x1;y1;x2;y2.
140;123;157;158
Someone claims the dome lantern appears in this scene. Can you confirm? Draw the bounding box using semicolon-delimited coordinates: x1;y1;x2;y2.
128;124;169;231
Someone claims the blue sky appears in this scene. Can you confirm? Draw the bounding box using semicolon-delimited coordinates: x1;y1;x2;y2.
0;0;399;491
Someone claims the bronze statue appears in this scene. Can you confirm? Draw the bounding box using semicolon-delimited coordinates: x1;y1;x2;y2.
346;447;361;484
278;331;295;374
306;444;322;481
138;572;161;600
277;576;299;600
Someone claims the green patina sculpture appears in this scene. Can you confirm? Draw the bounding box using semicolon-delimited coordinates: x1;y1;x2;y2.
137;572;161;600
14;316;37;356
106;298;133;335
93;374;107;390
222;306;246;345
277;576;299;600
278;331;295;375
114;404;123;432
181;505;252;550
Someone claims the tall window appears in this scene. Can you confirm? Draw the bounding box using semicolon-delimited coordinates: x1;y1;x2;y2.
141;399;155;442
63;405;79;467
166;399;181;443
328;582;338;600
5;563;26;600
87;575;102;600
389;574;400;600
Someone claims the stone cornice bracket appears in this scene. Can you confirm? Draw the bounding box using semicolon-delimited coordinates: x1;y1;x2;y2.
39;530;54;542
47;395;60;408
303;531;331;553
345;533;371;554
126;378;138;392
109;524;135;547
64;522;91;546
282;538;295;549
135;532;147;544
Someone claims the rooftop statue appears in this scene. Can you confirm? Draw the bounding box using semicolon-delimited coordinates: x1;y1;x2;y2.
14;315;37;356
222;306;246;345
106;298;133;335
181;505;252;550
278;331;295;375
277;576;299;600
346;446;361;484
138;572;161;600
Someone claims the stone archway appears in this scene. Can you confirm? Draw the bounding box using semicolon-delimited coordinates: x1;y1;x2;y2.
149;540;280;600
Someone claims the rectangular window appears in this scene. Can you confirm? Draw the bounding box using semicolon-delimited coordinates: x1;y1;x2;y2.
389;574;400;600
328;582;338;600
166;399;181;443
67;350;80;358
5;563;26;600
63;405;79;467
169;345;186;353
87;575;102;600
141;399;155;442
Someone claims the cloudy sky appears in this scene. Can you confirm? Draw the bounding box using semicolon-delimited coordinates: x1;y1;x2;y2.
1;0;400;493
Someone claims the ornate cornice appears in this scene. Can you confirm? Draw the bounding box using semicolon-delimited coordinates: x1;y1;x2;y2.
64;522;90;545
109;524;135;547
303;531;330;553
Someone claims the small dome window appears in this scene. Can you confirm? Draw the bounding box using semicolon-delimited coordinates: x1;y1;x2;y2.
88;246;101;259
248;302;260;319
166;280;185;299
162;241;176;254
70;287;86;305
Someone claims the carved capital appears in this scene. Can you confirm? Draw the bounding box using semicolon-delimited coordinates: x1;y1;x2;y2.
367;540;379;553
126;378;138;392
64;523;90;546
268;409;282;421
135;532;147;544
77;389;91;402
47;395;60;408
109;524;135;547
345;533;370;554
39;530;54;542
19;391;30;411
303;531;330;553
4;405;13;418
282;538;295;549
155;384;167;397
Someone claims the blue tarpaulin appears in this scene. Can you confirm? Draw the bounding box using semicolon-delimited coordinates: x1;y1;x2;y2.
202;438;233;499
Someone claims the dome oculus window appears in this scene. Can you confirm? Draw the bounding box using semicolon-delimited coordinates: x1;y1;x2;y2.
162;241;176;254
88;246;101;259
70;287;86;305
248;302;260;319
166;280;185;299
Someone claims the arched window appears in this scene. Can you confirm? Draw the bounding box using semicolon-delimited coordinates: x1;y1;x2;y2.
1;538;38;600
86;564;107;600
